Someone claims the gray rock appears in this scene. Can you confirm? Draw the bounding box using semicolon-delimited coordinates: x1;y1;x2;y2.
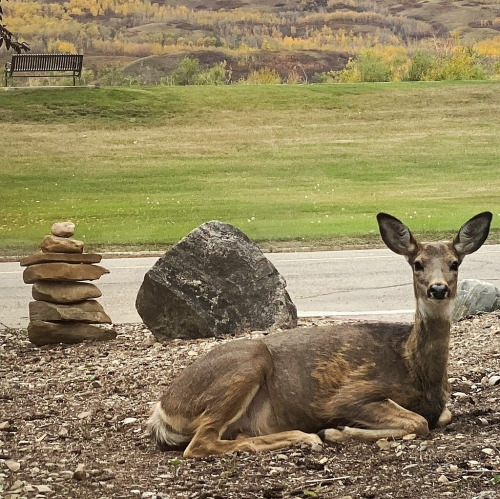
453;279;500;320
136;221;297;341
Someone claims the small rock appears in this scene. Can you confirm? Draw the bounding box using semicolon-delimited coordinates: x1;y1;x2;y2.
310;443;323;453
438;474;449;483
121;417;137;425
5;459;21;472
488;376;500;386
376;439;391;451
77;411;92;419
403;433;417;440
73;463;86;481
481;448;495;456
449;464;459;472
35;485;52;493
51;221;75;237
478;417;489;426
318;456;328;465
9;480;23;491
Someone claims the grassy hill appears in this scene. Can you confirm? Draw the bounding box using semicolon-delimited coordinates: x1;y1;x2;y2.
1;81;499;255
2;0;500;83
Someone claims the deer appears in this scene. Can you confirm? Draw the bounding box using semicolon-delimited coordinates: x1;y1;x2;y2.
148;211;492;458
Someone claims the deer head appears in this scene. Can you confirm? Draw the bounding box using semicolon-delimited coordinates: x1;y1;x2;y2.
377;212;492;317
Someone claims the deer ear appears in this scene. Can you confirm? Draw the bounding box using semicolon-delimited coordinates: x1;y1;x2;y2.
377;213;418;258
453;212;492;257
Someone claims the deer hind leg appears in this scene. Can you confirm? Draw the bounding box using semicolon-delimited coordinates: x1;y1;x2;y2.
321;399;430;444
184;379;322;458
150;339;321;458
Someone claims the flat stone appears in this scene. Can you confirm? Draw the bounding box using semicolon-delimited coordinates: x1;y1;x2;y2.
23;262;109;283
29;300;112;323
32;281;102;303
28;320;116;346
40;234;84;253
20;252;102;267
51;221;76;237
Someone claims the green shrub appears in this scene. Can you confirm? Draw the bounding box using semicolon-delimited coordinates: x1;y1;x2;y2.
245;67;282;84
171;57;201;85
405;51;436;81
197;61;229;85
423;46;488;81
335;52;391;83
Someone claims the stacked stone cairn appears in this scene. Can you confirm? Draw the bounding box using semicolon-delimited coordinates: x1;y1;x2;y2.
20;221;116;346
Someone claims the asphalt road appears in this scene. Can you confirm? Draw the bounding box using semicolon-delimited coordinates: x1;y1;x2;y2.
1;245;499;329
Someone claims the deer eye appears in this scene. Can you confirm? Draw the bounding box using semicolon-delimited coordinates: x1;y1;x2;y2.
450;261;459;271
413;261;424;272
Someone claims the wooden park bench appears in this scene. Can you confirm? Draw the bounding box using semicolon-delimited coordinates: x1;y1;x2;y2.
4;53;84;87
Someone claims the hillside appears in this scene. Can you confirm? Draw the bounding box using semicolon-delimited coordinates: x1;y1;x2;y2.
2;0;500;81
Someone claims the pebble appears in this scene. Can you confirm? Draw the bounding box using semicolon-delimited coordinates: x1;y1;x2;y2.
488;375;500;386
376;439;391;451
481;448;495;456
121;417;138;425
35;485;52;492
438;474;449;483
73;463;86;481
5;460;21;472
402;433;417;440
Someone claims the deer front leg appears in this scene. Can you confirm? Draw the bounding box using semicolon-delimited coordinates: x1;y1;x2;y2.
320;399;430;444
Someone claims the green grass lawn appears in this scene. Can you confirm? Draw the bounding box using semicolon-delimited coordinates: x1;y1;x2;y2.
1;81;499;256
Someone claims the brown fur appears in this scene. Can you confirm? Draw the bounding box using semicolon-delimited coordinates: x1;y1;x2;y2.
148;212;492;457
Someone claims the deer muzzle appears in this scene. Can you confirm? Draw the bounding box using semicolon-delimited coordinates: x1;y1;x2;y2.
428;284;449;300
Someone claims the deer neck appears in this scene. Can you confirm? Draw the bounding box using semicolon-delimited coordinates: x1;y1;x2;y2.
404;298;453;388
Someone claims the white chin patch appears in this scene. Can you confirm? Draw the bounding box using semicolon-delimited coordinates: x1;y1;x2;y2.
417;297;454;319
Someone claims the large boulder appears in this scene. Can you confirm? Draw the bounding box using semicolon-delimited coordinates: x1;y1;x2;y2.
136;221;297;341
453;279;500;320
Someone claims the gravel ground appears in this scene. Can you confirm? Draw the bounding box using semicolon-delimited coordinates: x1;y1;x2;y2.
1;313;499;499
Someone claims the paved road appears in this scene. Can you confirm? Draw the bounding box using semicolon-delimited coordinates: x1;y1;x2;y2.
1;245;499;329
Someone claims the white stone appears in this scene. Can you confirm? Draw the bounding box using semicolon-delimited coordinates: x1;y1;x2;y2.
51;221;76;237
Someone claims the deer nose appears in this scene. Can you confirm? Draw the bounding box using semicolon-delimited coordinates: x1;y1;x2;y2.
428;284;449;300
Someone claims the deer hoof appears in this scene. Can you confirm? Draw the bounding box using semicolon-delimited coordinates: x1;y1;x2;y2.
319;428;345;443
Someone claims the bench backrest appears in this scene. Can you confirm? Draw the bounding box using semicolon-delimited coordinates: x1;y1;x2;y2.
11;54;84;73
